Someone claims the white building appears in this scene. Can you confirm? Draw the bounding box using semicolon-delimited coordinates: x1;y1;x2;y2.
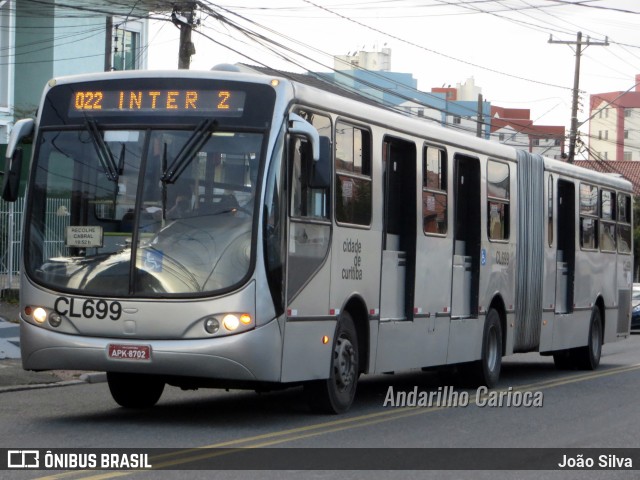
334;47;392;72
589;74;640;161
454;77;481;102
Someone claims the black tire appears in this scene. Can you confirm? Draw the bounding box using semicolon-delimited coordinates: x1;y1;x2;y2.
552;307;603;370
305;312;359;414
107;372;165;409
462;309;502;388
552;350;575;370
575;307;603;370
479;309;502;387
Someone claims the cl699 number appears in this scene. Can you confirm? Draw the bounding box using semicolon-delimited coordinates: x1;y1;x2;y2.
54;297;122;321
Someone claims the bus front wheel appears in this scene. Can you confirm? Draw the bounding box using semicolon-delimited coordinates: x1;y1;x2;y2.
305;312;359;414
107;372;165;408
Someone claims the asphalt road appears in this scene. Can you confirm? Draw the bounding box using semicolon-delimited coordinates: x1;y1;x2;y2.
2;334;640;480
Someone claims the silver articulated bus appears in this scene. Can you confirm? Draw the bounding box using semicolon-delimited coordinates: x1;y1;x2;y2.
2;69;633;413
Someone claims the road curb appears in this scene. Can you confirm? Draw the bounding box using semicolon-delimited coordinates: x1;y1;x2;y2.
0;372;106;394
81;372;107;384
0;379;86;393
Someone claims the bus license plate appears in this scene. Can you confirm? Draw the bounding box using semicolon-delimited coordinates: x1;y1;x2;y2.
108;344;151;361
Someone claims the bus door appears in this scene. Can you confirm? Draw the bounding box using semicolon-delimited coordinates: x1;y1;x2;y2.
555;180;575;314
380;138;416;321
451;155;480;318
286;135;331;305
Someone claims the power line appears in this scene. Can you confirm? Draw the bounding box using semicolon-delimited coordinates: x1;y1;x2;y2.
302;0;572;91
542;0;640;15
197;3;493;125
196;2;571;148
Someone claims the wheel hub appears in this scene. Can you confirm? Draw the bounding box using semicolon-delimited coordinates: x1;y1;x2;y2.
334;336;356;391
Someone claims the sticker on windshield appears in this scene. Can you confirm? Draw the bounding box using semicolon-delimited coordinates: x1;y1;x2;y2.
65;226;103;248
143;249;163;273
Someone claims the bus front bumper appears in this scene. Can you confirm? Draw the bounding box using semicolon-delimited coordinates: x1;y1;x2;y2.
20;318;283;383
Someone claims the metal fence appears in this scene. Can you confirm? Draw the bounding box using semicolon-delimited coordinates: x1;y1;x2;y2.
0;197;24;289
0;197;70;290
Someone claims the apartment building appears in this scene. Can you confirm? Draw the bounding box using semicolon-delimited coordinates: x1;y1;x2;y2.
589;74;640;161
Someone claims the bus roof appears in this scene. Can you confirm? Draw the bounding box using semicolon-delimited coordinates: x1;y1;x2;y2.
43;68;633;194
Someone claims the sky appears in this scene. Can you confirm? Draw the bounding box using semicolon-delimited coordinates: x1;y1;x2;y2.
146;1;640;131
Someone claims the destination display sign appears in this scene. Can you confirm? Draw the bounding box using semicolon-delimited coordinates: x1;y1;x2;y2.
69;89;246;116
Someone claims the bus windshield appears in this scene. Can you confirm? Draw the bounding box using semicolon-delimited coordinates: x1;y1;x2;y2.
25;125;263;297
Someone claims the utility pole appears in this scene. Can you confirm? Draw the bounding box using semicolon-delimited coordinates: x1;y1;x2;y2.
549;32;608;163
104;16;113;72
476;93;484;138
172;2;198;69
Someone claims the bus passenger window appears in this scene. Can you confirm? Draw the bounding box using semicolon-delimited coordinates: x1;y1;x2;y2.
617;193;632;254
335;121;372;226
579;183;598;250
599;190;616;252
423;145;447;235
292;110;331;220
487;160;510;240
580;218;598;250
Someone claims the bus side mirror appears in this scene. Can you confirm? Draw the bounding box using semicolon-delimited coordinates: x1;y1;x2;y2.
2;149;23;202
288;113;320;161
2;118;34;202
309;136;331;189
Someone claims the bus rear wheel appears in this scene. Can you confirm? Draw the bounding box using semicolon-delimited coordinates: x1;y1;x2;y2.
461;308;502;388
478;309;502;387
305;312;359;414
553;307;602;370
107;372;165;408
574;307;603;370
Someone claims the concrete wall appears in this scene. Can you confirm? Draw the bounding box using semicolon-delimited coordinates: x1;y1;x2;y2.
53;13;105;78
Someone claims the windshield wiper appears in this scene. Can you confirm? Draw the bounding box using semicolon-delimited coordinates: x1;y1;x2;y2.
161;142;168;220
161;118;216;184
85;119;119;182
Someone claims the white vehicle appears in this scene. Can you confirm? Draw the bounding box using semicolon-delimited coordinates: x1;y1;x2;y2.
3;68;633;413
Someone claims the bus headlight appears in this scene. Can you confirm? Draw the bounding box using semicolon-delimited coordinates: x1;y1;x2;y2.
33;307;47;324
223;314;240;331
222;313;253;332
200;313;254;336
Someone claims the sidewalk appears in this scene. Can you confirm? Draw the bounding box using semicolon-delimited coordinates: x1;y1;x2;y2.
0;300;105;392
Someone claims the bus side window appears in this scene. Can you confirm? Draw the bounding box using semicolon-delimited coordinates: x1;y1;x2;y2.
290;137;307;216
487;160;510;241
335;121;372;226
617;193;632;254
579;183;598;250
287;111;333;301
600;189;616;252
423;145;447;235
292;110;332;220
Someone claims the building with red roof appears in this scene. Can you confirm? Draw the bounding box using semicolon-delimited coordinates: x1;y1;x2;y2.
490;107;565;159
